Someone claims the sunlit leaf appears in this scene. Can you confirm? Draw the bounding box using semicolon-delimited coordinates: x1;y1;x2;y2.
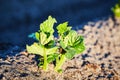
47;53;59;63
46;47;58;55
35;32;40;41
65;49;76;59
40;16;57;34
26;43;44;56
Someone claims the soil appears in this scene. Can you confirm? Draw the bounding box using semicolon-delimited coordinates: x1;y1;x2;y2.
0;17;120;80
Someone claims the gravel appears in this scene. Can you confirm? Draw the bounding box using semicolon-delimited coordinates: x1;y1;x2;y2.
0;17;120;80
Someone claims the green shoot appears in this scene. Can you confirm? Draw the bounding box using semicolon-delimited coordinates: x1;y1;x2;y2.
111;1;120;17
26;16;58;71
26;16;85;72
54;22;85;72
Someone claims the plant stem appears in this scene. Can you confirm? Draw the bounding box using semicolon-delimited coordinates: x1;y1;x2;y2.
54;54;66;72
56;55;60;64
43;47;48;71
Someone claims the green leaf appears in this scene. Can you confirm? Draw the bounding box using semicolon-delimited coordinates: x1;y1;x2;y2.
72;42;85;54
35;32;40;41
60;40;68;49
35;31;54;45
64;30;84;47
26;43;44;56
112;4;120;17
40;32;54;45
46;47;58;55
38;58;44;67
66;30;77;46
59;30;77;48
60;30;85;59
73;36;83;46
57;22;71;36
26;43;58;56
40;16;57;34
47;53;59;63
40;32;47;45
45;40;55;48
65;49;76;59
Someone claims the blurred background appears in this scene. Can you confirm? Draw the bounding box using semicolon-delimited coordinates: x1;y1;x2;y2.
0;0;117;46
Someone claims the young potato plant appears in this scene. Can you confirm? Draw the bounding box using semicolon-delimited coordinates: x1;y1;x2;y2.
26;16;85;72
54;22;85;72
111;1;120;17
26;16;58;71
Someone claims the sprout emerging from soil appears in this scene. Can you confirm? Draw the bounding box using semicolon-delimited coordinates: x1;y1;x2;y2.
26;16;58;71
26;16;85;72
111;1;120;17
55;22;85;72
